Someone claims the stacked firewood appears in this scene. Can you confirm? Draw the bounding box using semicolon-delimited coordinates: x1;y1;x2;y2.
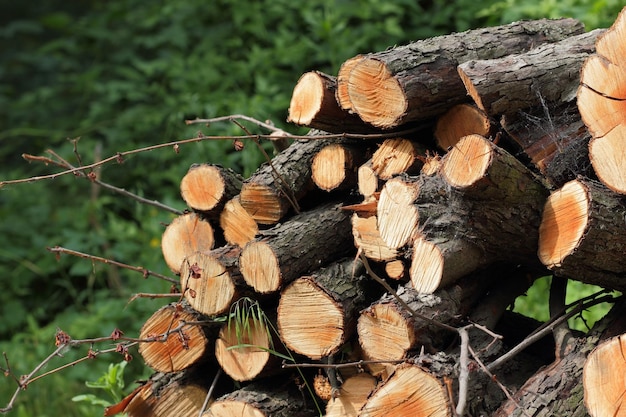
112;9;626;417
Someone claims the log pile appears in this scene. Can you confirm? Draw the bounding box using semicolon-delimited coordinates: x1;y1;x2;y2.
111;10;626;417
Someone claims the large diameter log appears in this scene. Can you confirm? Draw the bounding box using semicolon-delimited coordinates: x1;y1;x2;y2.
180;248;239;316
180;164;242;214
161;212;215;274
219;196;259;247
240;137;333;224
538;178;626;292
277;258;374;359
458;29;604;117
358;362;451;417
239;203;353;293
583;333;626;417
324;373;377;417
578;8;626;195
287;71;378;134
311;142;367;191
138;303;213;373
207;383;318;417
341;18;584;129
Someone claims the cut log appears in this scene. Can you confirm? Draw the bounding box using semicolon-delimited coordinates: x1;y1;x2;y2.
351;214;398;262
583;333;626;417
578;7;626;194
207;382;318;417
341;18;584;128
458;29;604;116
324;373;377;417
214;315;278;382
276;258;374;359
124;371;209;417
311;142;367;191
336;55;363;113
500;101;593;188
357;160;380;198
138;303;213;373
384;259;406;280
161;212;215;274
219;196;259;248
371;138;426;179
358;362;451;417
239;203;353;293
180;164;243;214
376;176;420;249
538;178;626;292
287;71;376;133
240;137;334;224
179;248;239;316
434;104;492;150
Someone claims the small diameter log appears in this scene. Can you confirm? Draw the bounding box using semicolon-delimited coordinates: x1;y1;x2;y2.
287;71;376;134
180;164;243;214
538;178;626;292
239;203;353;293
277;258;373;359
434;104;492;150
138;303;212;373
214;315;278;382
458;29;604;117
311;142;367;191
180;247;239;316
240;137;333;225
342;18;584;128
583;333;626;417
161;212;215;274
377;176;420;249
351;214;398;262
578;8;626;194
371;138;426;180
124;371;208;417
219;196;259;247
500;102;593;188
385;259;406;280
207;383;318;417
358;363;451;417
357;160;380;198
324;373;377;417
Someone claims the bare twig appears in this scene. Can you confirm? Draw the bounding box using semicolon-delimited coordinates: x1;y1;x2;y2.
455;327;470;416
47;246;179;284
198;368;223;417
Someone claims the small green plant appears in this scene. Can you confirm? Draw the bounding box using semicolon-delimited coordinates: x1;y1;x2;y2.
71;361;128;413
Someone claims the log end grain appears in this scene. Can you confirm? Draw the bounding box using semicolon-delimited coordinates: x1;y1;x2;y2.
125;380;207;417
287;72;324;126
277;278;345;359
357;302;415;363
324;373;377;417
240;183;287;225
352;214;398;262
583;333;626;417
180;251;236;316
220;196;259;247
347;57;407;128
372;138;424;179
180;164;238;212
240;241;281;293
589;125;626;194
434;104;492;150
161;212;215;274
311;143;350;191
336;55;363;112
138;305;209;373
538;180;588;268
358;160;379;198
359;363;451;417
215;318;271;382
377;178;420;249
441;134;492;188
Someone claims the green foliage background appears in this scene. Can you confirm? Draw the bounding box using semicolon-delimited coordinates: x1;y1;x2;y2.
0;1;622;415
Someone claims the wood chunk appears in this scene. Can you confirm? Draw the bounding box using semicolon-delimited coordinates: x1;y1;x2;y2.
287;71;377;133
220;196;259;247
458;30;604;116
434;104;492;150
324;373;377;417
377;177;420;249
342;18;584;128
180;164;242;214
371;138;426;179
179;248;238;316
538;178;626;292
357;159;380;198
351;213;398;262
583;333;626;417
311;142;366;191
239;203;353;293
138;304;212;373
358;363;451;417
277;258;373;359
161;212;215;274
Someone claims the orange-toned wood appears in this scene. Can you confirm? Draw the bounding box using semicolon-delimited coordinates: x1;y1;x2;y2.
324;373;377;417
371;138;426;179
434;104;492;150
180;164;242;214
161;212;215;274
311;142;367;191
219;196;258;247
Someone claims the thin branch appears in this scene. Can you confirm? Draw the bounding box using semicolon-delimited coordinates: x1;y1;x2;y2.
47;246;179;284
198;368;223;417
186;115;288;135
455;327;470;416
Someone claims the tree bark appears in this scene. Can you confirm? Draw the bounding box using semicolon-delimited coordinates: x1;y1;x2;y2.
341;18;584;128
161;212;215;274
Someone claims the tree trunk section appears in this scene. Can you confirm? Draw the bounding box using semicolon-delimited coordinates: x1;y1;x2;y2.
239;203;354;293
434;104;493;150
342;18;584;128
180;164;243;215
311;142;368;191
161;212;215;274
351;214;398;262
458;29;604;117
324;373;377;417
219;196;259;247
